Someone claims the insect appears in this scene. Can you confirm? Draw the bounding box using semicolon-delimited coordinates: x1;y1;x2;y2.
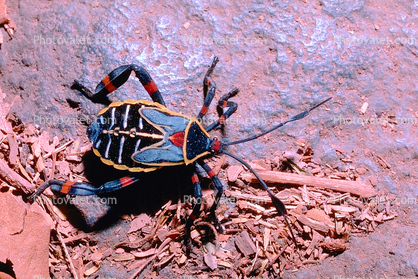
29;57;331;249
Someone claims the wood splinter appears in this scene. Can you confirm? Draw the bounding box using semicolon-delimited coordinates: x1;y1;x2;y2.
240;170;376;198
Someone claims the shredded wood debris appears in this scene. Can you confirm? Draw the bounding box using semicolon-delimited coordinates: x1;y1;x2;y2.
0;116;398;278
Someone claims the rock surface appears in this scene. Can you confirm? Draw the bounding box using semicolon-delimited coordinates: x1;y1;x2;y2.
0;0;417;277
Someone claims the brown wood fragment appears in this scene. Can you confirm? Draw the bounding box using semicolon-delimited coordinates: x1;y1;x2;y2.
6;134;18;165
224;189;274;205
84;262;100;276
128;213;151;233
305;230;323;256
131;248;156;259
227;165;243;182
114;253;135;261
305;209;334;227
156;228;169;242
0;158;35;193
235;230;257;256
204;253;217;270
296;215;330;233
240;170;376;198
319;239;346;253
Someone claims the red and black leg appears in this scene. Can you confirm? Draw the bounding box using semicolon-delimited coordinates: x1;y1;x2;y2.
73;65;165;106
205;88;239;132
185;167;203;253
203;56;219;99
28;176;139;202
198;160;224;233
197;57;218;121
198;57;239;131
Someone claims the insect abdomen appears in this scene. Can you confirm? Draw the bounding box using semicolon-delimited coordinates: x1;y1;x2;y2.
88;100;164;171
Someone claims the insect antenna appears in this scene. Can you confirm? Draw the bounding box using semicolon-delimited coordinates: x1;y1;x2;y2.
223;97;332;146
218;97;332;247
221;150;298;247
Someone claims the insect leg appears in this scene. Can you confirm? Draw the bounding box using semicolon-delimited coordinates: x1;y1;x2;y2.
185;168;203;253
28;176;139;202
197;85;216;120
197;57;219;122
203;56;219;98
198;160;224;233
94;176;140;194
73;65;165;105
206;88;239;132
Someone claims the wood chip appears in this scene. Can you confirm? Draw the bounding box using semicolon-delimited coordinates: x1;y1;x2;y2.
128;213;151;233
113;253;135;261
296;215;330;233
84;262;100;276
235;230;257;257
305;209;334;227
240;170;376;198
319;239;346;253
204;253;217;270
227;165;243;182
330;205;357;213
176;254;187;265
131;248;156;258
6;134;18;165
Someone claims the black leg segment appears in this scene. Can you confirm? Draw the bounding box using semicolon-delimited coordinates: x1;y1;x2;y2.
74;65;165;106
28;176;139;202
206;88;239;132
185;167;203;253
198;160;224;233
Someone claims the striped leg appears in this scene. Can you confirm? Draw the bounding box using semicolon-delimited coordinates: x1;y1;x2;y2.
185;168;203;253
199;160;224;233
203;56;219;99
28;176;139;202
73;65;165;106
197;85;216;120
198;57;239;131
197;57;219;121
206;88;239;132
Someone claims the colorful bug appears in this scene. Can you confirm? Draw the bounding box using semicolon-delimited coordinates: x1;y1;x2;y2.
29;57;331;249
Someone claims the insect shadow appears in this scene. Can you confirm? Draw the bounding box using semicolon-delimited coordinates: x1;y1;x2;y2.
59;149;210;232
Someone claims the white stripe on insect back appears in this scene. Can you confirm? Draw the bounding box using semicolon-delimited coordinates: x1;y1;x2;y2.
95;139;102;149
110;107;116;129
118;136;125;164
104;136;112;158
123;105;130;129
139;118;143;130
138;105;144;130
134;139;141;152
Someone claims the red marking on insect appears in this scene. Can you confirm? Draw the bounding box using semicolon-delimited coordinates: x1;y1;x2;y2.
191;173;199;184
212;138;221;153
143;80;158;96
219;115;226;124
200;105;208;116
169;131;185;147
102;75;117;92
207;170;216;178
61;181;76;194
120;176;135;187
